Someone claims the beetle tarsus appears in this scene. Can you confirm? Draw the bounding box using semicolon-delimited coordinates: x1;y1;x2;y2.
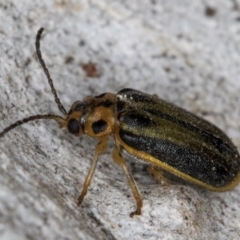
112;147;143;217
130;209;141;218
76;195;84;206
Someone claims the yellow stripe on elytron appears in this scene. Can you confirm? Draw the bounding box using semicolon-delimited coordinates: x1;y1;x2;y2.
118;139;240;192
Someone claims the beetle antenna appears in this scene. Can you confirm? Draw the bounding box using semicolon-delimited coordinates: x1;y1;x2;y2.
36;28;67;116
0;114;65;138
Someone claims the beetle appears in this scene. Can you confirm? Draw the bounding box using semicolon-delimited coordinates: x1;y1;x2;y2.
0;28;240;217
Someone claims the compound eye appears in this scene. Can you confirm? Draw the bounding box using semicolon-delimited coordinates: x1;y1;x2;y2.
68;119;80;134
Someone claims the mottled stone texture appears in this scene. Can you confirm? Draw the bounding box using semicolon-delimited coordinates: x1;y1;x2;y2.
0;1;240;239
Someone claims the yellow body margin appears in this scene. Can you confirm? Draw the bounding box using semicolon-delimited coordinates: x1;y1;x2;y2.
117;137;240;192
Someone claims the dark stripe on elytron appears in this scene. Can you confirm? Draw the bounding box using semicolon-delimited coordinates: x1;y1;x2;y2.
118;90;233;155
119;110;157;128
96;99;113;108
117;88;133;95
118;89;154;104
146;108;233;155
95;93;107;98
119;130;238;187
116;100;125;112
92;120;108;134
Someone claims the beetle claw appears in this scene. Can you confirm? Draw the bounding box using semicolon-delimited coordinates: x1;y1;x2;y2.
130;209;141;218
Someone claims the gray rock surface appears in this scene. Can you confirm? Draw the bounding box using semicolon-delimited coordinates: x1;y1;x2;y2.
0;0;240;239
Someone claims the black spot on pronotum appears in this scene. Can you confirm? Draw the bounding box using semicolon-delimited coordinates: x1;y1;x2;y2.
68;101;89;115
92;120;108;134
68;119;80;134
74;102;87;111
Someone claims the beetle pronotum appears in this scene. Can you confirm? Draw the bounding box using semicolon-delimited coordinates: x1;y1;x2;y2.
1;28;240;217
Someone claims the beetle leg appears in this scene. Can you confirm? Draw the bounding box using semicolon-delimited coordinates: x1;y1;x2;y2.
148;166;172;185
112;147;143;217
77;137;108;206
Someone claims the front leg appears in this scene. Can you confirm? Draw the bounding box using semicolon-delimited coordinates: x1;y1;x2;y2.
112;147;143;217
77;137;108;206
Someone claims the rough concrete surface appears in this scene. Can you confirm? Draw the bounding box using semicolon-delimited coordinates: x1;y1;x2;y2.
0;0;240;239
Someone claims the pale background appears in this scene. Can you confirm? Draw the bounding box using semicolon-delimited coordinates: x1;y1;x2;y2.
0;0;240;239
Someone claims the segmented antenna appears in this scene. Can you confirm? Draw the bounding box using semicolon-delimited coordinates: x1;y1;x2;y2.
0;115;65;138
0;28;67;138
36;28;67;115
